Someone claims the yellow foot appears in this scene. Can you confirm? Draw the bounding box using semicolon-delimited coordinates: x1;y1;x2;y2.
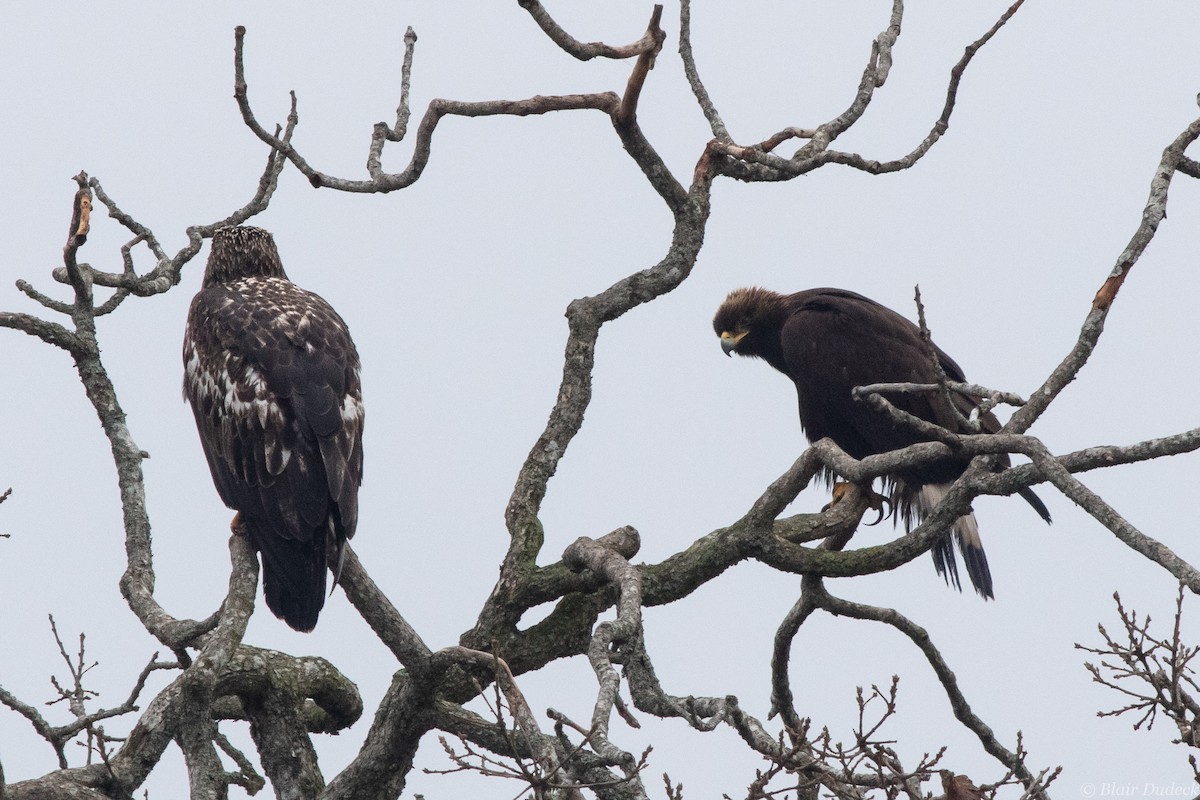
230;511;246;536
822;482;890;525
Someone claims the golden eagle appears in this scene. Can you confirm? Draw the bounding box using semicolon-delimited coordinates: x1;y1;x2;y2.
183;226;364;631
713;286;1049;598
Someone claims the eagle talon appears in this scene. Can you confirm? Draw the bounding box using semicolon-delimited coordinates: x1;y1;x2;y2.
865;494;891;527
821;481;852;513
822;481;890;525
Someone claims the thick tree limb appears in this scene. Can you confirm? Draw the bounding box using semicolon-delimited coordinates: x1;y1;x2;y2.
9;2;1200;796
338;545;432;672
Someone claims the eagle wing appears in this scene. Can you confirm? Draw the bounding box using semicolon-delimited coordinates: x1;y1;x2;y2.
780;288;970;461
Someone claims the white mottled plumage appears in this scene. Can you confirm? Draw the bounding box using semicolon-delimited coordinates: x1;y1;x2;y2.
183;226;363;632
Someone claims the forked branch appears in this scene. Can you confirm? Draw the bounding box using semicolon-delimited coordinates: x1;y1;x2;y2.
708;0;1026;182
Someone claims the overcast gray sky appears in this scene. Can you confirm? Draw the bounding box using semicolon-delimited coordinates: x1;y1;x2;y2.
3;2;1200;795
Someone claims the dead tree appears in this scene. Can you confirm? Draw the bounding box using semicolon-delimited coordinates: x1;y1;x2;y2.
2;3;1199;798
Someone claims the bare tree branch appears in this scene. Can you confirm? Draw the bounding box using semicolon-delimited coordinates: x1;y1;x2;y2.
519;1;665;61
815;586;1052;798
1006;113;1200;436
678;0;730;142
710;0;1026;183
9;2;1200;796
366;27;419;178
338;545;432;671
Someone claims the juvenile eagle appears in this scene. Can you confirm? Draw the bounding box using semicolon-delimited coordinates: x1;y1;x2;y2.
713;286;1049;598
183;226;363;631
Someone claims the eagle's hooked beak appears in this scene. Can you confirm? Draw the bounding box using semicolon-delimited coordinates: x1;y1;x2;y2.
719;330;746;357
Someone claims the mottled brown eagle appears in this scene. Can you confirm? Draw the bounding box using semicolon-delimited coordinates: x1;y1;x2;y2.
183;226;363;631
713;286;1050;598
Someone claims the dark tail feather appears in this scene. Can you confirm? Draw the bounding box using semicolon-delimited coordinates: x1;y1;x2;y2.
955;518;994;600
919;484;994;599
1019;486;1052;524
248;522;327;632
919;483;1046;600
931;535;963;592
929;514;994;600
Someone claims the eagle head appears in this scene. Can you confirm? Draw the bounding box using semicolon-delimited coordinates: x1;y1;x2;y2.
203;225;288;287
712;287;788;359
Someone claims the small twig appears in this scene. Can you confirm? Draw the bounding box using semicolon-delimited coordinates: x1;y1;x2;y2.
47;615;99;718
214;728;267;794
547;708;591;739
757;127;818;154
912;285;972;432
1079;586;1200;747
938;0;1027;136
93;234;144;317
812;585;1053;799
15;279;74;315
0;616;179;771
434;646;565;781
0;487;10;539
613;694;640;730
854;381;1026;410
